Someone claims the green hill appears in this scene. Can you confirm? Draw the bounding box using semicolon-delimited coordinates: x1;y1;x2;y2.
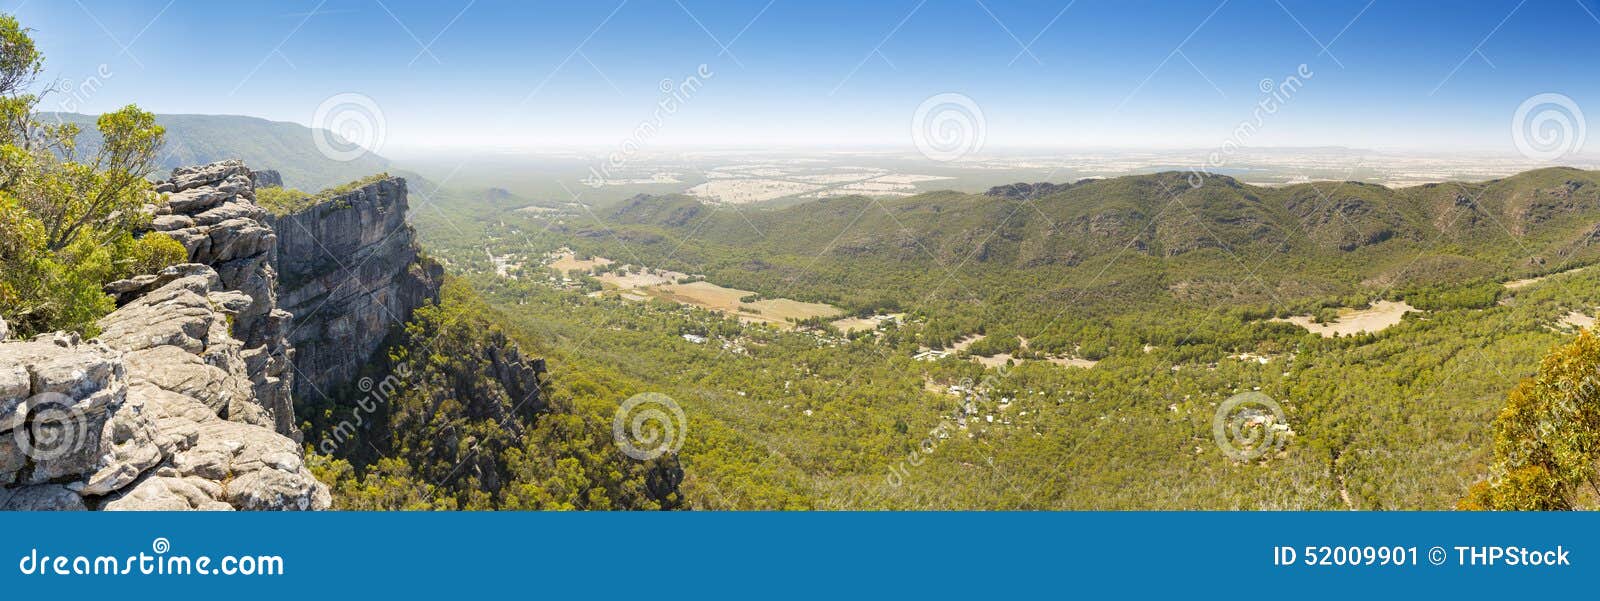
42;112;391;191
575;167;1600;314
321;163;1600;510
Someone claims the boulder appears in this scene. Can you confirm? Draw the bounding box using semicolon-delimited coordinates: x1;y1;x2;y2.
252;169;284;189
0;264;328;510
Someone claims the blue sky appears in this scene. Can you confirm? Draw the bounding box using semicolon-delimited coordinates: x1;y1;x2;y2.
15;0;1600;153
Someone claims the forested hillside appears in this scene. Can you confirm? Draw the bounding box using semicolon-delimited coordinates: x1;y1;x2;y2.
400;167;1600;509
305;281;685;510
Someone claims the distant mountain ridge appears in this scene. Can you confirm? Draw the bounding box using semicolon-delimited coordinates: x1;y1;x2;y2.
583;166;1600;312
42;112;391;191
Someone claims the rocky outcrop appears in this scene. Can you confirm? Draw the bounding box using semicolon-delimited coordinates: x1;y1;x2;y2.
0;160;338;510
141;160;299;440
268;176;442;403
253;169;284;189
0;267;329;510
0;159;442;510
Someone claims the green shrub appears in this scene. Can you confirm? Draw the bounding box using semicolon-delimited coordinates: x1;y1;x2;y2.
255;173;390;216
0;15;165;337
116;232;188;279
255;186;314;216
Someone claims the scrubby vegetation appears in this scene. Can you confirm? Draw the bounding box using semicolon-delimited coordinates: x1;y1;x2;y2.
395;166;1600;510
0;16;173;337
1461;331;1600;510
305;280;684;510
256;172;391;216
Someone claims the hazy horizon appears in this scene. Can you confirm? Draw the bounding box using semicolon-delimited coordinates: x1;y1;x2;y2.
21;0;1600;158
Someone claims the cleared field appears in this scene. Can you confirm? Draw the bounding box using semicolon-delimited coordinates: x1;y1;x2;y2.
745;297;842;321
648;281;842;327
832;316;879;333
1560;310;1596;330
874;174;952;184
598;269;684;290
1044;356;1099;369
548;251;613;274
831;313;903;334
1271;300;1418;337
1505;265;1591;290
688;179;820;204
654;281;750;312
974;353;1013;368
565;257;844;327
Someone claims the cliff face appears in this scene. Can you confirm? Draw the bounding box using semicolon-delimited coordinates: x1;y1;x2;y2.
267;176;442;403
0;160;330;510
0;160;447;511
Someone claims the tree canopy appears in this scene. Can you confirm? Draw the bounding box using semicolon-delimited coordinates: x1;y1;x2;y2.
0;14;176;337
1462;330;1600;510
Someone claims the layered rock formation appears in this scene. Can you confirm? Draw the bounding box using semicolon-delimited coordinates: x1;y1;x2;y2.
268;175;441;403
0;160;340;510
0;266;329;510
0;160;447;510
140;160;299;439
